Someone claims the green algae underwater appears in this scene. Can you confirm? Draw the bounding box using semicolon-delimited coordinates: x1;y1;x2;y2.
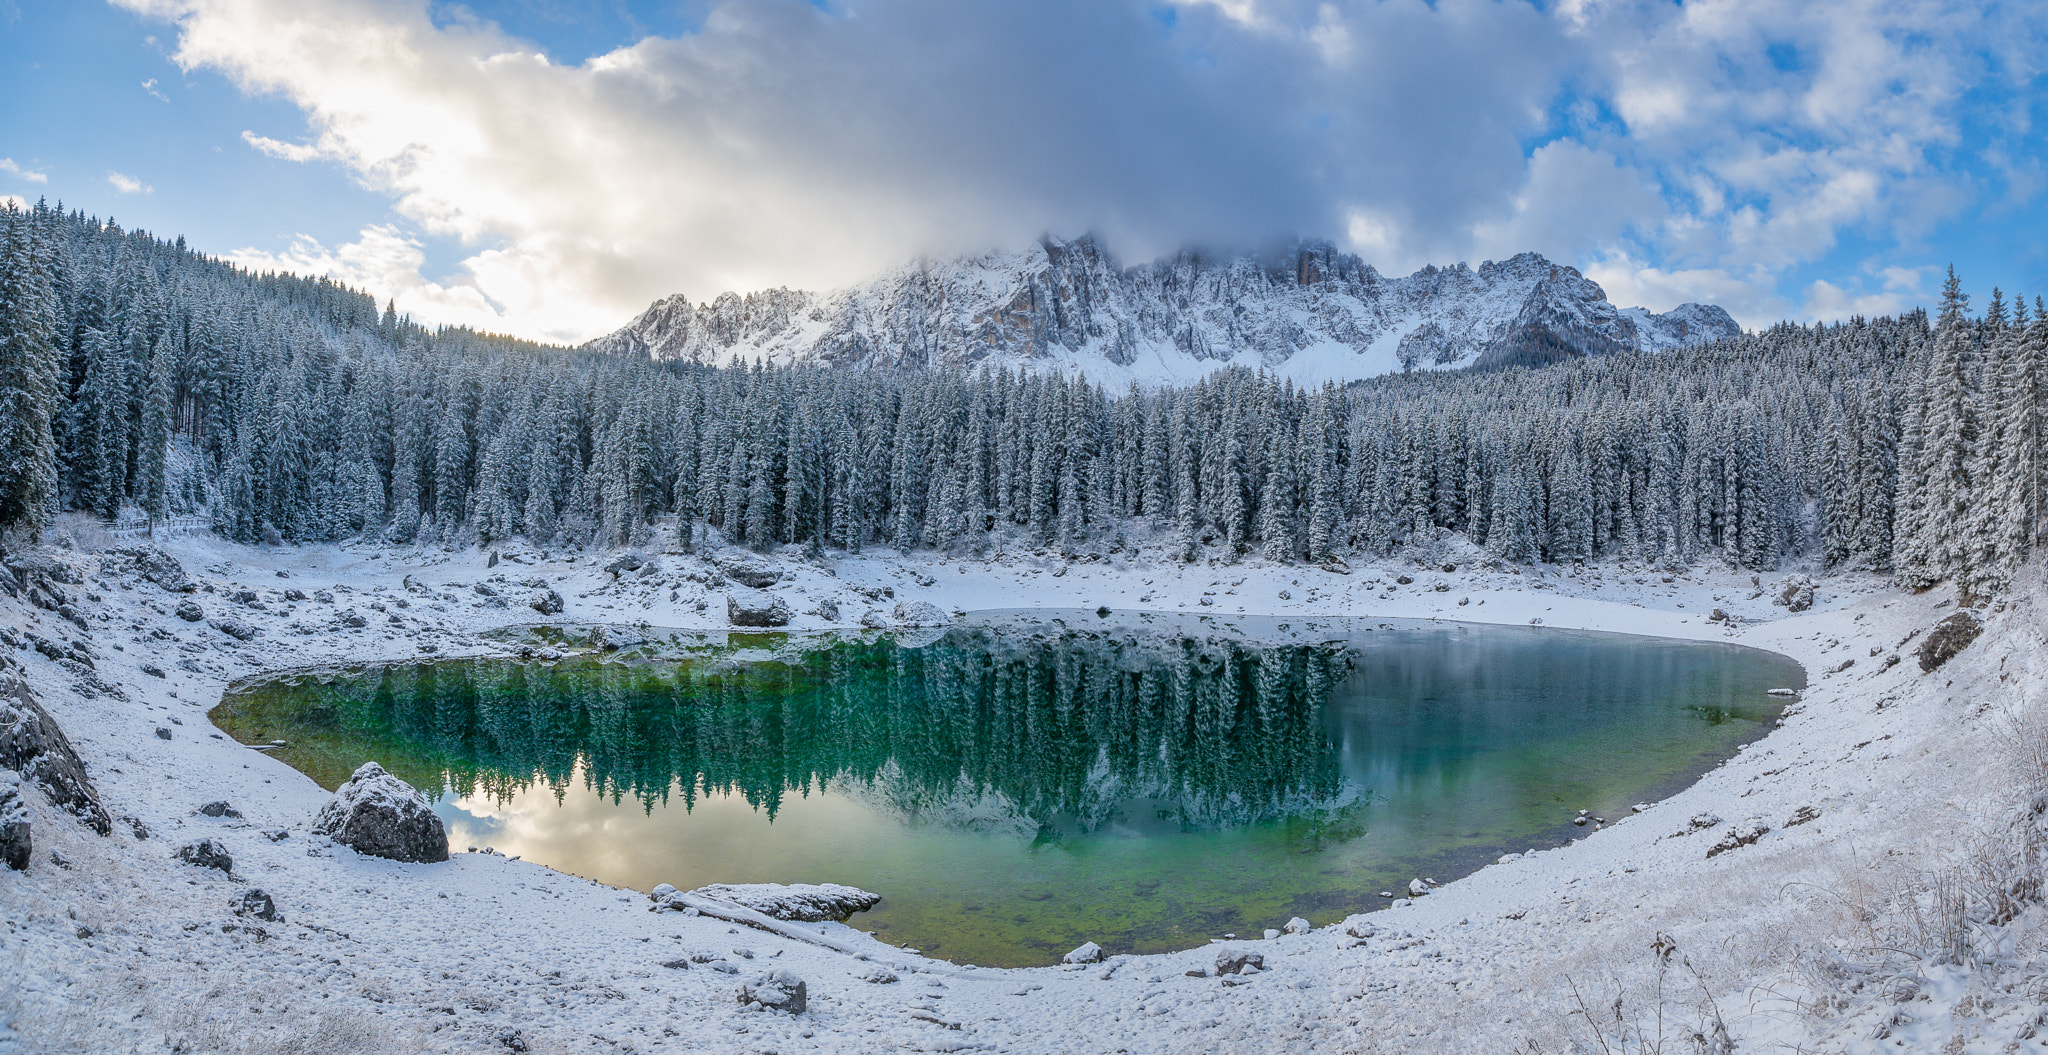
212;612;1802;967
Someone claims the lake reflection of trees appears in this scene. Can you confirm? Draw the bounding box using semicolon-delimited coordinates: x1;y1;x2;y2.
281;628;1353;832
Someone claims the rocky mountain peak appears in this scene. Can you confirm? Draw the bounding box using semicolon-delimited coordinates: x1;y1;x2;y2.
587;237;1739;383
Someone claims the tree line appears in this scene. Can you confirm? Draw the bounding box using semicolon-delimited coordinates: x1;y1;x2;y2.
4;200;2044;594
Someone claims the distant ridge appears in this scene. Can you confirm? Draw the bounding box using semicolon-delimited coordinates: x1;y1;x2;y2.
587;236;1739;384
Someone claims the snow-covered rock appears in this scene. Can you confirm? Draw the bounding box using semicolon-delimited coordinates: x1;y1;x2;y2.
311;762;450;864
603;552;648;576
1214;948;1264;975
736;969;807;1014
174;599;204;622
529;589;565;616
675;882;882;922
174;838;233;873
1705;819;1771;859
1917;611;1982;672
208;616;259;641
111;546;195;593
0;676;111;835
1283;917;1313;935
726;589;792;628
714;554;783;589
1775;575;1815;612
1062;941;1105;964
232;888;280;922
587;238;1739;385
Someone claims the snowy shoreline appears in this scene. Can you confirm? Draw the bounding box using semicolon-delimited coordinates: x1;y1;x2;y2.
3;532;2039;1053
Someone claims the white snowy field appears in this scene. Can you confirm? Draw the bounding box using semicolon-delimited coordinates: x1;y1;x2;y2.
3;529;2046;1054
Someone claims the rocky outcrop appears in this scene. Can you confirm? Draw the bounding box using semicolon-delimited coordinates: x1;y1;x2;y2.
665;882;882;922
311;762;450;863
0;677;112;836
109;546;195;593
1918;611;1983;673
529;589;565;616
727;590;792;628
588;239;1739;383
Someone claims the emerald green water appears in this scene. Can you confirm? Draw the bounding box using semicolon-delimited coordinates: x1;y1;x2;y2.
212;612;1801;967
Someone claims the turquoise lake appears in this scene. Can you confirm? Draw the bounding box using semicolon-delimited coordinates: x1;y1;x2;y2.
212;611;1803;967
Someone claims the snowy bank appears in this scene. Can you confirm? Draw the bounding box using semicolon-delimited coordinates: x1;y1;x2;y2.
1;533;2043;1053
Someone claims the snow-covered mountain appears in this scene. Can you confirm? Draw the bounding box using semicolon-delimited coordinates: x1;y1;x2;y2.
586;237;1739;384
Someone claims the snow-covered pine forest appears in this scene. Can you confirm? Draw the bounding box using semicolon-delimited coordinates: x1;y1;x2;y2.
3;201;2042;595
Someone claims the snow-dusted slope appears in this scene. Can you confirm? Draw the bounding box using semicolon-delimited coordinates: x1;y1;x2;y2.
587;238;1739;384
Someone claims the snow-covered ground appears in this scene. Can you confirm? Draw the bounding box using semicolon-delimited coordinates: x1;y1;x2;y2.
3;530;2045;1054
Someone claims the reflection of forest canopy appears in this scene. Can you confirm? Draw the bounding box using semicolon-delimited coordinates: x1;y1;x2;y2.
281;629;1352;829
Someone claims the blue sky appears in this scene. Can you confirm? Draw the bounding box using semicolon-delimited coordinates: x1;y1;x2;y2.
3;0;2045;343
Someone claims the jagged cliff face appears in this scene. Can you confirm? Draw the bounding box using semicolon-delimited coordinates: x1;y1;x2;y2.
586;237;1739;383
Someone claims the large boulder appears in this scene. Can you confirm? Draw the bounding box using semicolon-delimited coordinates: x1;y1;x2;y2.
1062;941;1105;965
891;600;949;627
737;969;807;1014
727;589;792;628
311;762;449;863
715;554;783;589
0;785;28;871
529;589;565;616
1774;575;1815;613
0;677;111;835
1918;611;1983;673
674;882;882;922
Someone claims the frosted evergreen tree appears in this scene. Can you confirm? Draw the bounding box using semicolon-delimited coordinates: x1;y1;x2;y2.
0;205;61;545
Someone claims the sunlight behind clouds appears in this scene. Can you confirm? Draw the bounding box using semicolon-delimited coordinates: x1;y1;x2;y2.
114;0;2048;342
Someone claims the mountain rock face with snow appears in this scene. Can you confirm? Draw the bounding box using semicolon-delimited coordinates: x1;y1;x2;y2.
587;238;1739;384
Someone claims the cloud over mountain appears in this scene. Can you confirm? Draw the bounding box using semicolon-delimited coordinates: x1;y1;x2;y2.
119;0;2048;343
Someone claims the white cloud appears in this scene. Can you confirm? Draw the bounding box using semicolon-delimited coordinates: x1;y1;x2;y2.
142;77;170;102
241;131;324;163
106;170;152;195
113;0;2048;342
1470;142;1664;265
1584;253;1790;327
0;195;28;212
0;158;48;184
1800;266;1931;322
227;225;513;333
